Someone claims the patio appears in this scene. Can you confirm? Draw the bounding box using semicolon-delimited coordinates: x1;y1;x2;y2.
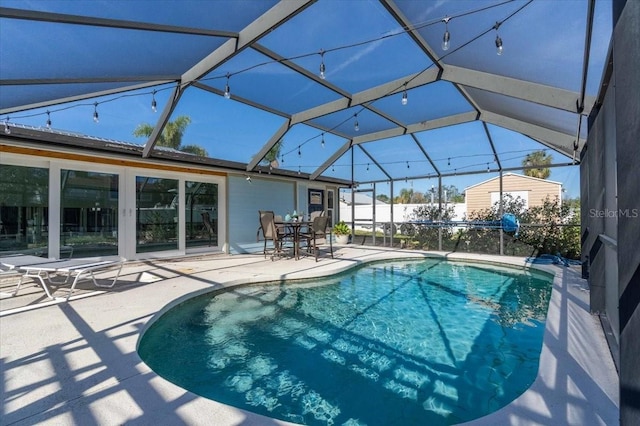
1;248;618;425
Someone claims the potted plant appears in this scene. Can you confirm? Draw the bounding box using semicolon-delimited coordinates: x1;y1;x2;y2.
332;220;350;244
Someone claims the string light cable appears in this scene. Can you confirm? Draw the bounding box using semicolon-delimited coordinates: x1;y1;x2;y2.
1;0;536;173
1;0;522;125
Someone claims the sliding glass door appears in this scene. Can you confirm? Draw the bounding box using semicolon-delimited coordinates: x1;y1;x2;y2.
60;169;119;258
186;181;218;248
135;176;179;254
0;164;49;256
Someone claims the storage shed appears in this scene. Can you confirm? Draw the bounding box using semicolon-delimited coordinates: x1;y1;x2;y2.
465;173;562;215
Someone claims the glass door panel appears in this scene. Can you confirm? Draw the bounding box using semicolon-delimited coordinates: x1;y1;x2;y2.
60;169;118;258
136;176;178;253
0;165;49;256
186;181;218;248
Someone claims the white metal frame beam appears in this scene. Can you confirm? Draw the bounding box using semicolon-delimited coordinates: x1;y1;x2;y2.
145;0;315;157
480;110;578;156
441;64;595;115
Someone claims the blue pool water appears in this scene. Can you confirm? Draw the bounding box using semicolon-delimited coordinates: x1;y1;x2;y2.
138;259;552;425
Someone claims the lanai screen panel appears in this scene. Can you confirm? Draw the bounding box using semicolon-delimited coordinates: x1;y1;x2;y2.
171;87;287;164
464;86;586;142
0;0;614;185
414;121;496;175
586;0;614;96
198;48;343;115
1;0;277;30
371;81;475;126
397;0;589;92
308;106;398;140
276;124;346;176
487;125;568;170
358;135;437;181
260;0;434;94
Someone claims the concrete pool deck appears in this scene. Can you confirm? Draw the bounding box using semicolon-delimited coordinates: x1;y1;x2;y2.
1;247;618;425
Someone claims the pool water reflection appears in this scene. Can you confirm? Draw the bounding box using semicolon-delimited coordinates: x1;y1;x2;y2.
138;259;552;425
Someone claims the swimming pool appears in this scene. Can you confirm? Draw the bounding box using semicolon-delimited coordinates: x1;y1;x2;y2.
138;258;552;425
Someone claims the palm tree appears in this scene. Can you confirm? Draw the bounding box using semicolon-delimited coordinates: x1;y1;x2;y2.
251;139;284;169
522;150;552;179
395;188;414;204
261;139;283;168
133;115;208;156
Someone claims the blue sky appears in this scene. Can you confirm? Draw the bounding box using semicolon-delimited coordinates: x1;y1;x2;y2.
1;0;609;200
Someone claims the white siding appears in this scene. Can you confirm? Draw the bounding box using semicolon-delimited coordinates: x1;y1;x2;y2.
228;175;294;254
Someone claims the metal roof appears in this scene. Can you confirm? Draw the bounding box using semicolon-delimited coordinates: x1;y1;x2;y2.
0;0;612;185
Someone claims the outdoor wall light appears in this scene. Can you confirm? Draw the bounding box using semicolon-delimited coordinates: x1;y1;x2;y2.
93;103;99;123
401;85;408;105
46;111;52;129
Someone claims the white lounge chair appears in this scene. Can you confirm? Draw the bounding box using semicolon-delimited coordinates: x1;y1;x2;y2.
14;257;125;301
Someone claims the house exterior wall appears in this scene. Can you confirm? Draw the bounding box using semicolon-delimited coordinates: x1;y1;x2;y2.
0;143;341;258
227;176;338;254
465;174;561;215
227;175;294;254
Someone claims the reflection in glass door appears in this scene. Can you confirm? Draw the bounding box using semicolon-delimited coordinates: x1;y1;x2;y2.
186;181;218;248
60;169;118;258
0;164;49;256
136;176;178;253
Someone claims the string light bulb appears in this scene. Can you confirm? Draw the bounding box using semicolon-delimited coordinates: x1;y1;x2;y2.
442;17;451;51
493;21;503;56
366;163;370;172
298;166;301;175
93;103;99;123
406;161;410;169
224;73;231;99
321;133;325;148
495;34;503;55
46;111;52;129
151;90;157;112
319;49;326;80
298;145;301;157
447;157;450;166
3;118;10;135
354;114;359;132
487;163;491;173
401;85;408;106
